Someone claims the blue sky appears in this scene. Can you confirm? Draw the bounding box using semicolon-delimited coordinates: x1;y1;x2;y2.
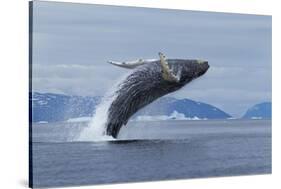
32;1;272;117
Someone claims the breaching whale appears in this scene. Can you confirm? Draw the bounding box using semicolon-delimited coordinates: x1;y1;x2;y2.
106;52;209;138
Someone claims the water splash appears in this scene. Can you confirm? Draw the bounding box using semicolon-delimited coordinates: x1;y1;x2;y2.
78;94;115;141
78;70;134;141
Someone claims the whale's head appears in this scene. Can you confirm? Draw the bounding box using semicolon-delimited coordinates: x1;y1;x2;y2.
168;59;209;84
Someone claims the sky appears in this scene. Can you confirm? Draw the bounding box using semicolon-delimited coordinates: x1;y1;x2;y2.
32;1;272;117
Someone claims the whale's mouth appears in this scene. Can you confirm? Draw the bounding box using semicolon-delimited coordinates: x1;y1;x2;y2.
196;61;209;77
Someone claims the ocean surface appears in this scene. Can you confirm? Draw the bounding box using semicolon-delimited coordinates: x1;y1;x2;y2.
31;119;271;188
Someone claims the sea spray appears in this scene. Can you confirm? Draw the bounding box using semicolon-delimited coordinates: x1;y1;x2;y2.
77;69;135;141
78;94;115;141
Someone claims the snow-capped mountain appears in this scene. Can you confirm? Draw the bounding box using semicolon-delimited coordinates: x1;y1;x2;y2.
31;92;232;123
133;97;231;120
31;92;101;123
242;102;272;119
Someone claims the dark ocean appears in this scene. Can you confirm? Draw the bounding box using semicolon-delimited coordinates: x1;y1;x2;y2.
31;119;271;188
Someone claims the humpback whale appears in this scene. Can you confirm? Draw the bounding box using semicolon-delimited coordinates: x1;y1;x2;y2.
106;52;209;138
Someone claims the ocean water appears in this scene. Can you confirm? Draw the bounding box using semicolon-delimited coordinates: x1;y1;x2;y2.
31;119;271;188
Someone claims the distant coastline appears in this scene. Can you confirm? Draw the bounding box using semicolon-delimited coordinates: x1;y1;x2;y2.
31;92;271;123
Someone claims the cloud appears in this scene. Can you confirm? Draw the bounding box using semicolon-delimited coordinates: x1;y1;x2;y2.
32;63;127;96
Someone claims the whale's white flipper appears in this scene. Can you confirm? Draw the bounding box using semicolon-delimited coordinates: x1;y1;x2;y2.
158;52;179;82
107;59;146;69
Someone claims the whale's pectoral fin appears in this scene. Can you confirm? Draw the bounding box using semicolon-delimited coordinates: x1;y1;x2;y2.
158;52;179;82
107;59;146;69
